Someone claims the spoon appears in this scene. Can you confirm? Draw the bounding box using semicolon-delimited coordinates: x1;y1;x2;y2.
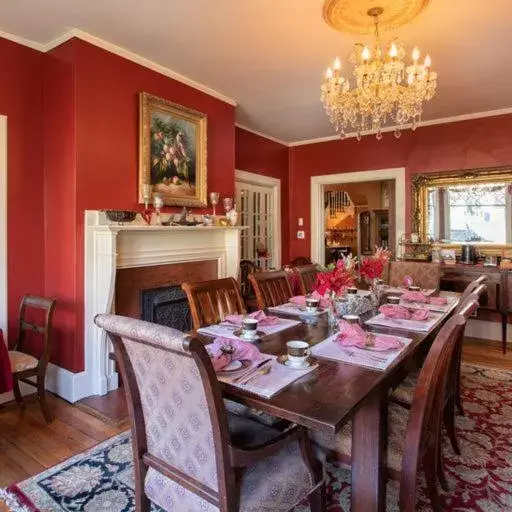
241;366;271;385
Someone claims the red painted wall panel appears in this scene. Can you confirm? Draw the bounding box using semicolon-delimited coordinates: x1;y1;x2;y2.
235;127;290;263
289;115;512;260
43;41;78;369
0;38;45;343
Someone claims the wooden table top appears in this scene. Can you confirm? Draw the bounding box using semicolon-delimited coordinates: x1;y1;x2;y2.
197;296;458;435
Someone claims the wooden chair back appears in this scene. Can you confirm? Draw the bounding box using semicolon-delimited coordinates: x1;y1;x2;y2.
399;299;478;511
182;278;246;330
13;295;57;374
455;276;487;313
95;314;234;511
389;261;441;290
289;256;312;266
239;259;256;298
248;270;293;309
294;264;318;295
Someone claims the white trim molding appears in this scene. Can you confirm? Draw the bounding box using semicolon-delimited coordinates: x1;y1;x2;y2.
0;116;7;338
311;168;406;265
235;170;282;269
235;124;289;147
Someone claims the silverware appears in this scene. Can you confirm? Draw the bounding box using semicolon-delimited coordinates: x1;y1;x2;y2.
232;358;272;383
216;323;238;330
241;365;272;386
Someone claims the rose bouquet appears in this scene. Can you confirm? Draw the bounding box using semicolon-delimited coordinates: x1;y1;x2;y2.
313;259;355;297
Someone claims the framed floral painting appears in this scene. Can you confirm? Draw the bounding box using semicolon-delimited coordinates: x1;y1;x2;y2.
139;92;207;207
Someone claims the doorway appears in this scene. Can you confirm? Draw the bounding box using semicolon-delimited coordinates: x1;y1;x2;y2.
311;167;406;265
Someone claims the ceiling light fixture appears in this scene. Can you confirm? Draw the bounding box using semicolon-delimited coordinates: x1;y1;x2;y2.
321;6;437;140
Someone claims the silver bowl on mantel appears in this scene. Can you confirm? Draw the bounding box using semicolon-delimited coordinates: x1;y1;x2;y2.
102;210;137;224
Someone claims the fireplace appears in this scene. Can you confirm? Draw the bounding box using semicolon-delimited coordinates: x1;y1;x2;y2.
140;285;191;332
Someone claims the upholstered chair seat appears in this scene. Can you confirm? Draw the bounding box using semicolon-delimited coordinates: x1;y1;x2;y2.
9;350;38;372
225;400;284;428
311;403;407;473
389;370;419;406
146;438;315;512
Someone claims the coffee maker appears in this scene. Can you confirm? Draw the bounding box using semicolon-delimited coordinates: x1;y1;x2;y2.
460;244;477;265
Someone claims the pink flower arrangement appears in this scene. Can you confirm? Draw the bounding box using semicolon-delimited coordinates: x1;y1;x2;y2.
359;246;392;281
313;260;355;296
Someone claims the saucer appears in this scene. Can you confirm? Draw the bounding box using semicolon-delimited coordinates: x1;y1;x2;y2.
276;354;318;370
234;329;265;342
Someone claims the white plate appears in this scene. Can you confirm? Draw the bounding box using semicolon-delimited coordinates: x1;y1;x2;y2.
222;360;243;372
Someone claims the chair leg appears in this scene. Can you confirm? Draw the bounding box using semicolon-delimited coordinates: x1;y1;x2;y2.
37;376;53;424
437;439;449;492
443;398;461;456
424;463;443;512
12;379;25;409
309;483;326;512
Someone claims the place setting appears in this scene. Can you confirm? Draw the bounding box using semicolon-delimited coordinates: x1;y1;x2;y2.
208;336;318;398
310;316;412;371
268;294;328;317
364;294;443;332
399;289;458;313
196;310;301;341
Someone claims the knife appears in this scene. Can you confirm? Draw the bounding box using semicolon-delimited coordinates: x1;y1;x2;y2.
232;358;273;383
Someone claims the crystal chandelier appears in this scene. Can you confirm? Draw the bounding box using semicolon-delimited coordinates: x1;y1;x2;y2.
321;6;437;140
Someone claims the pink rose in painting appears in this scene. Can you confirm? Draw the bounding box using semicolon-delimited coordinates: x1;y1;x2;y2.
173;176;179;184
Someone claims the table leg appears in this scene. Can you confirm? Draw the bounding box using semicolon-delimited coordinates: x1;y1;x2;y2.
351;387;387;512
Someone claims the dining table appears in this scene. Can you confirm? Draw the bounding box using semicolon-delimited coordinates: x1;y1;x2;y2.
195;290;460;512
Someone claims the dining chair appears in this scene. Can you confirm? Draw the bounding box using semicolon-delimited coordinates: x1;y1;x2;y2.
390;283;487;455
8;295;57;424
294;265;319;296
388;261;441;290
311;301;478;512
454;275;487;314
182;277;246;330
95;314;326;512
289;256;312;267
239;260;259;312
248;270;294;309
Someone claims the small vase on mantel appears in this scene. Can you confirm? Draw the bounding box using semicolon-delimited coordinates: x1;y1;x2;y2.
226;204;238;226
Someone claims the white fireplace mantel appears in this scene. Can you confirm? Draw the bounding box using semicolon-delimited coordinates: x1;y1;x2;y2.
77;210;246;402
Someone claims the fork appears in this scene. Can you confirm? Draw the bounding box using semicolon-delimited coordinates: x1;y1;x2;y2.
240;365;272;385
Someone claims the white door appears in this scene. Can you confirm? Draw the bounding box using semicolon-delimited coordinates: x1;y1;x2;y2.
235;180;278;270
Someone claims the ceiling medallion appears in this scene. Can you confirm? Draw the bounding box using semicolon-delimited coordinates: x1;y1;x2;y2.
320;4;437;140
323;0;431;34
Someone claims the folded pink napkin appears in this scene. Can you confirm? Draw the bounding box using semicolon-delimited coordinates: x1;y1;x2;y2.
428;296;448;306
207;337;261;372
379;304;429;321
290;291;330;309
225;310;280;326
401;291;428;303
403;275;414;287
336;320;402;351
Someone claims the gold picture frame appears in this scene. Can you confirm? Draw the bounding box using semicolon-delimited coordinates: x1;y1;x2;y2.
139;92;207;207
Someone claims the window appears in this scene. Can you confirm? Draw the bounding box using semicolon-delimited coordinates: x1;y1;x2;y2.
427;183;512;244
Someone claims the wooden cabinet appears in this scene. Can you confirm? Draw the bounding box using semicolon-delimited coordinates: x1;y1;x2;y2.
440;265;511;353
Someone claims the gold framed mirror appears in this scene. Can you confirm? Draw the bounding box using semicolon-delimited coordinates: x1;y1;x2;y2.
412;166;512;255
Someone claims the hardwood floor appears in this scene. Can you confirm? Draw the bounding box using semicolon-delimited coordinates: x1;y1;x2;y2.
0;336;509;500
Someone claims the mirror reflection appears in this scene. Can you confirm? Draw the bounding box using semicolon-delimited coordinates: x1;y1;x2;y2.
426;182;512;244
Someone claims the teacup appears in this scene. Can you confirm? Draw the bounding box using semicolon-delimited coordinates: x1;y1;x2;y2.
347;287;358;295
241;318;258;338
305;297;320;313
387;295;401;305
286;340;310;367
408;285;421;292
342;314;360;324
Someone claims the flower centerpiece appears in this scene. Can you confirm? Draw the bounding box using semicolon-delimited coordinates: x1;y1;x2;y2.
313;257;356;298
359;247;392;297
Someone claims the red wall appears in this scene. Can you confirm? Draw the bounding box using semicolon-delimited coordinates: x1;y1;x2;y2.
45;39;236;371
289;115;512;260
0;38;45;343
235;127;290;263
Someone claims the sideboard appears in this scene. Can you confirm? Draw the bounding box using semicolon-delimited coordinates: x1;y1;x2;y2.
439;264;512;353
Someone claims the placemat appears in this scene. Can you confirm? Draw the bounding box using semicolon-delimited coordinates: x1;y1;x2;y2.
197;318;301;340
218;355;317;398
268;303;327;317
310;333;412;371
365;311;443;332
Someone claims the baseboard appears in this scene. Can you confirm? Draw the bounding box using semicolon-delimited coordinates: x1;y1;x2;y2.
465;319;512;343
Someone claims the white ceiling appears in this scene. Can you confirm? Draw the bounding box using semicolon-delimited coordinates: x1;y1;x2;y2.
1;0;512;144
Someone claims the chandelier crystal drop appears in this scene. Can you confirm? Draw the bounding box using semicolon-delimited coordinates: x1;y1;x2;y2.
320;7;437;140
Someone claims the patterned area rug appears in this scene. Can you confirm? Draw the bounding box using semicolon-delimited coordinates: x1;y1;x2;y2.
3;363;512;511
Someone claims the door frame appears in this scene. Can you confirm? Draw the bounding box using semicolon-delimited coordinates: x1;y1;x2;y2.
311;167;406;265
0;116;7;336
235;170;282;269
